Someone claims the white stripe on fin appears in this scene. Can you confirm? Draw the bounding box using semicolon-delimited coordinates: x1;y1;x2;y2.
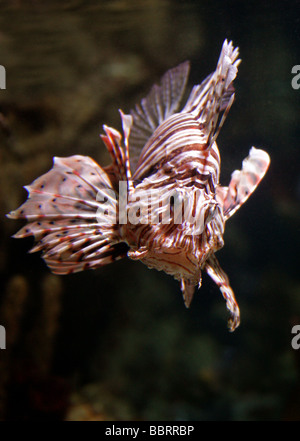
221;147;271;220
183;39;241;150
7;155;128;274
205;253;240;332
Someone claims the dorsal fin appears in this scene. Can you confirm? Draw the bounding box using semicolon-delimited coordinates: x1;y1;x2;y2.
183;39;241;150
129;61;190;171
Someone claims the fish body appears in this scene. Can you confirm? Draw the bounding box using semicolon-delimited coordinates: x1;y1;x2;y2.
8;40;270;331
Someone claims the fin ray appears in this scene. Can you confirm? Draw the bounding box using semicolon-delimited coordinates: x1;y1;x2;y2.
8;156;127;274
183;39;240;150
129;61;190;171
222;147;270;219
205;254;240;332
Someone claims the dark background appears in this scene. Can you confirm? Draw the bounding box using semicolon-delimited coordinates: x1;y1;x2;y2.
0;0;299;421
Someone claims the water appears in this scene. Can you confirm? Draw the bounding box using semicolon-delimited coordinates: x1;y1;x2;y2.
0;0;299;421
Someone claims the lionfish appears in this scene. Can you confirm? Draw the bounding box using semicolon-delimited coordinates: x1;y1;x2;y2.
8;40;270;331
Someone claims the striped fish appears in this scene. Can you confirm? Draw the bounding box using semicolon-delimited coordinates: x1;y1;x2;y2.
8;40;270;331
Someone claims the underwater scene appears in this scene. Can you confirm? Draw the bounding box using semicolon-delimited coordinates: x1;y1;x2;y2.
0;0;299;421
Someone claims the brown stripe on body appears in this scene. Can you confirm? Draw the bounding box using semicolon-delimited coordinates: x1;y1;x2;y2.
133;118;220;191
133;114;207;179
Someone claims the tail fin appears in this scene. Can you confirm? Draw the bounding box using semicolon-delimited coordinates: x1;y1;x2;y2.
183;39;241;149
7;153;129;275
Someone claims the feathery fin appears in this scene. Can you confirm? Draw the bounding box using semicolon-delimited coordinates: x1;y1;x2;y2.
205;254;240;332
183;39;241;150
221;147;270;220
7;154;128;274
129;61;190;171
